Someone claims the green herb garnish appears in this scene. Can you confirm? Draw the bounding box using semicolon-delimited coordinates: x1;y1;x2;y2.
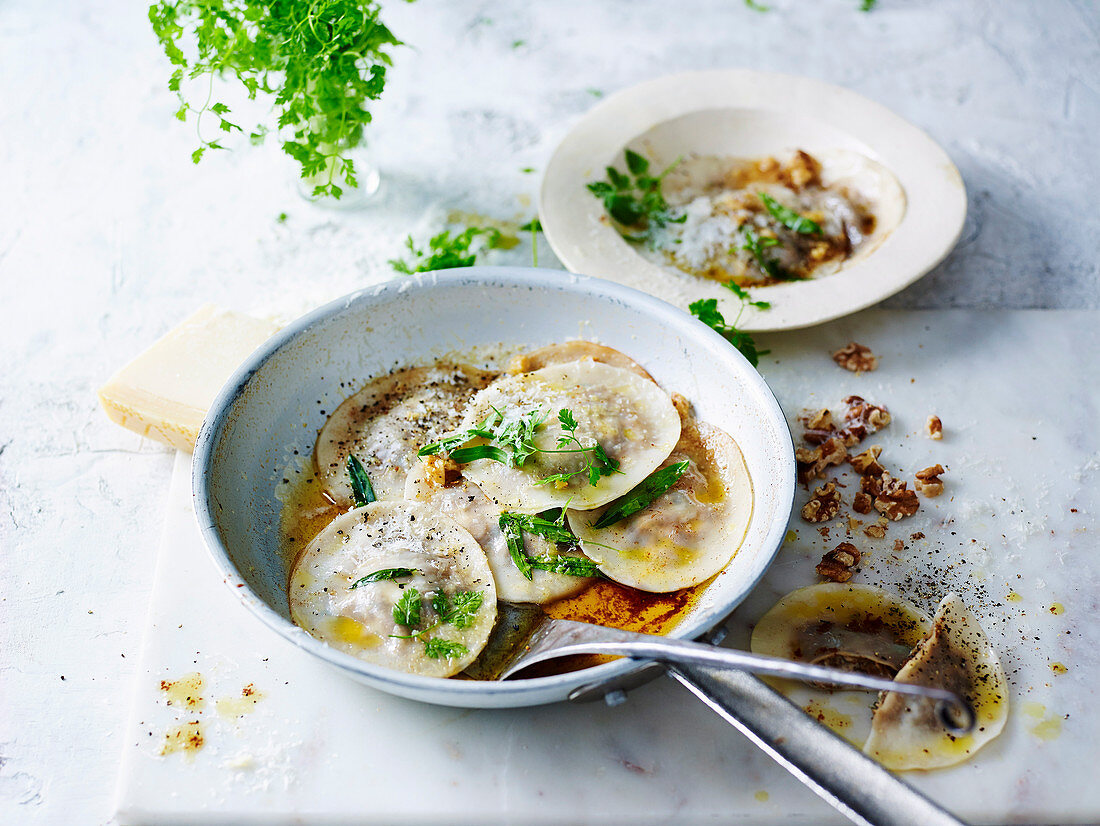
390;227;504;274
592;461;691;529
499;510;603;581
861;0;877;10
149;0;404;199
392;587;421;627
431;590;484;629
423;638;469;659
520;217;541;267
586;149;685;244
689;281;771;368
350;568;416;588
744;0;770;10
421;407;617;489
759;193;822;235
740;227;799;282
346;455;377;507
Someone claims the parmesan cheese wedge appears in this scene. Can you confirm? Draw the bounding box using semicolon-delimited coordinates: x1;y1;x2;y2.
97;304;280;452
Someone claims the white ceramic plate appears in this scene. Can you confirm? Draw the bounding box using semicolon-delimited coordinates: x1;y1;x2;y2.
540;69;967;331
193;268;795;708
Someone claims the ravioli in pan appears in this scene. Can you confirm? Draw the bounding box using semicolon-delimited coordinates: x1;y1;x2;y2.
285;342;754;677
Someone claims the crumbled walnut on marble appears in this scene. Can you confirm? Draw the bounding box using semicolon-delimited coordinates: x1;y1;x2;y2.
926;415;943;440
853;491;874;514
914;464;946;497
832;342;879;373
801;408;836;445
873;474;920;520
849;445;885;477
910;531;925;540
796;436;848;484
816;542;861;582
801;481;842;523
839;395;891;445
423;454;462;488
893;539;904;552
860;474;883;497
848;517;862;531
863;517;888;539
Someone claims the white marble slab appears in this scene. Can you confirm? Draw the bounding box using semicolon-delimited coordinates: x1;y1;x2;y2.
115;310;1100;826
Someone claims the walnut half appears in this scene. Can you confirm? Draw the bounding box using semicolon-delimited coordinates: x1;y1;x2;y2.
926;415;943;440
914;464;946;498
873;474;920;520
816;542;861;582
801;481;842;523
832;342;879;373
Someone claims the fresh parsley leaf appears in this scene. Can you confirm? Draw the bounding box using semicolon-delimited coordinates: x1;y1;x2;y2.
346;455;377;507
759;192;822;235
441;591;483;629
861;0;877;9
423;638;469;659
592;461;691;529
740;228;799;282
390;227;504;274
150;0;404;199
392;587;421;628
350;568;416;588
587;150;685;245
688;295;770;369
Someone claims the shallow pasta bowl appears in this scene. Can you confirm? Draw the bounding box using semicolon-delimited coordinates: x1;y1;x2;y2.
192;267;795;709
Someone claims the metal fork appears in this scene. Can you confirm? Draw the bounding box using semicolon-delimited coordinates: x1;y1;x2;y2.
466;603;973;826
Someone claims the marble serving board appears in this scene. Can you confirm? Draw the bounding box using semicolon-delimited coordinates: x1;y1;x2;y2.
115;310;1100;826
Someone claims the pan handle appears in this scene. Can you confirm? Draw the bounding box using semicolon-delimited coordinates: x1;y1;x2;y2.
668;663;968;826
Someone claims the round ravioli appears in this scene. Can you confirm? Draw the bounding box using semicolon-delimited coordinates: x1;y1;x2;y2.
455;360;680;512
864;593;1008;770
404;459;589;604
566;400;752;592
288;501;496;678
508;341;654;382
751;584;932;676
315;364;495;506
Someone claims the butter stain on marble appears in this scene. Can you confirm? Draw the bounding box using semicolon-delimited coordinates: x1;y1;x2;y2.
1049;602;1065;615
754;790;770;802
1006;591;1022;603
1021;701;1064;740
161;720;205;758
216;683;266;719
159;672;205;710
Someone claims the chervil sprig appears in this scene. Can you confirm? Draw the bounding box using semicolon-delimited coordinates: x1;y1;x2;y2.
739;227;799;282
587;149;685;244
689;282;771;368
390;227;504;274
149;0;405;199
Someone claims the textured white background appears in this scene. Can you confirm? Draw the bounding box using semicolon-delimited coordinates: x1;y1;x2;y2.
1;0;1098;823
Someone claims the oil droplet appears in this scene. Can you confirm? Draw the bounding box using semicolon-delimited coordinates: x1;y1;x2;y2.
159;672;205;710
216;683;266;718
161;720;205;757
1031;716;1063;741
1021;701;1046;719
1051;662;1068;675
784;530;797;543
1049;603;1065;615
1006;591;1022;603
803;699;858;744
755;791;770;802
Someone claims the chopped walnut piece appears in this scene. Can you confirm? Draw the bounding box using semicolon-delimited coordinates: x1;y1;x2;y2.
849;445;885;477
796;436;848;484
780;150;822;190
423;454;462;489
873;474;920;520
914;464;946;497
839;395;891;445
910;532;925;540
848;517;862;531
816;542;861;582
860;474;883;497
853;491;874;514
804;408;834;431
893;539;904;552
832;342;879;373
926;415;943;440
864;517;888;539
801;482;842;523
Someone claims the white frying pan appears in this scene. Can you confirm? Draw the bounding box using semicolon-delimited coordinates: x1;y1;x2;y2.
194;268;966;825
